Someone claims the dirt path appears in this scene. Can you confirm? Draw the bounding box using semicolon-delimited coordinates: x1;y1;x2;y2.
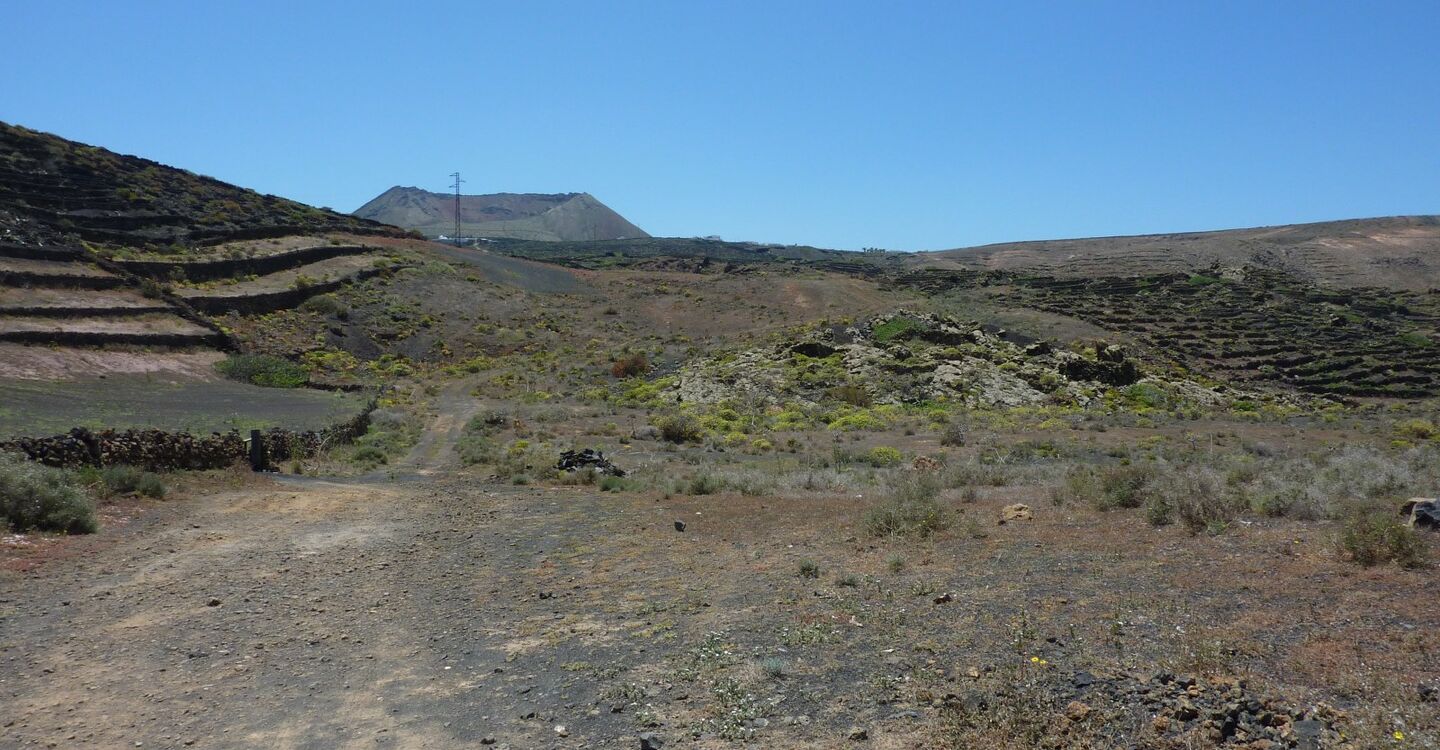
395;382;484;475
0;476;687;749
3;460;1437;747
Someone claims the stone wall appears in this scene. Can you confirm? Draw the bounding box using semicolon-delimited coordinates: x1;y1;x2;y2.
114;244;372;282
0;398;377;471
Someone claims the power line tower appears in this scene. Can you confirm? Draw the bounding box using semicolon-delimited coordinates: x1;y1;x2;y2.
448;171;465;246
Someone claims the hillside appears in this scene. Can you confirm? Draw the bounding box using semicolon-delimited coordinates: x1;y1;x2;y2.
4;126;1440;750
354;186;648;242
915;215;1440;291
0;121;405;249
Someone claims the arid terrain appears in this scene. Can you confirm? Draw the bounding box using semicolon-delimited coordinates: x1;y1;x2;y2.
2;122;1438;749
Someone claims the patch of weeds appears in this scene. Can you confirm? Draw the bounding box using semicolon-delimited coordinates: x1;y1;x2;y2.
599;475;630;492
835;572;860;587
602;682;647;708
797;558;821;578
886;554;906;573
864;473;950;538
697;676;766;741
759;657;787;680
1097;464;1151;509
780;622;836;647
1154;465;1241;534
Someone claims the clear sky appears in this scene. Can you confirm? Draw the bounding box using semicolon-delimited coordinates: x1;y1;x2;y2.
2;1;1436;250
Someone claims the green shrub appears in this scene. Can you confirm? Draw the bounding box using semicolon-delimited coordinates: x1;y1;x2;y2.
351;446;388;468
1337;505;1427;568
798;559;820;578
0;454;97;534
299;294;346;317
686;473;722;495
1395;418;1438;441
654;413;703;444
871;316;925;343
939;422;966;447
96;465;165;498
866;446;904;467
216;354;307;388
599;475;629;492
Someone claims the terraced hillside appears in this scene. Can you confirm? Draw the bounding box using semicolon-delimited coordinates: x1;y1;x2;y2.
0;123;432;437
0;242;224;349
900;267;1440;399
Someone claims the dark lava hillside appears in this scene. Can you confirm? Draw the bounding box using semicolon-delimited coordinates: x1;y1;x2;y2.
0;121;406;249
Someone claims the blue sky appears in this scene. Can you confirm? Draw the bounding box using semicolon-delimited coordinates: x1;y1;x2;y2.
3;1;1436;250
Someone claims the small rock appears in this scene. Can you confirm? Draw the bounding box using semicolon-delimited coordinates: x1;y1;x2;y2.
1064;701;1092;722
847;726;868;741
553;725;568;737
206;598;221;607
639;732;664;750
932;592;953;604
998;504;1032;524
480;739;496;746
674;520;686;532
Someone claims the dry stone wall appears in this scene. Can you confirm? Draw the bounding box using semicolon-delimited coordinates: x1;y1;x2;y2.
0;399;376;471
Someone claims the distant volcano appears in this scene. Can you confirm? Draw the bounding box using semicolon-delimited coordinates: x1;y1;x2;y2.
353;187;648;242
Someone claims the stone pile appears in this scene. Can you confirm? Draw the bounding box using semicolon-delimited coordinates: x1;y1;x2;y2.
556;449;626;477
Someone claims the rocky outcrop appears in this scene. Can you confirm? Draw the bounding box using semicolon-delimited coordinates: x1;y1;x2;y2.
664;309;1233;410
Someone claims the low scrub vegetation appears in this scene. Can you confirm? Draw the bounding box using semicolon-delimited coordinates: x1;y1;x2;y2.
344;408;421;470
216;354;308;388
654;413;703;444
1336;503;1427;568
863;472;950;538
0;454;98;534
610;352;650;379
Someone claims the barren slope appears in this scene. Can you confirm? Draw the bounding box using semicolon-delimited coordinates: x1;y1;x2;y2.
913;216;1440;291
